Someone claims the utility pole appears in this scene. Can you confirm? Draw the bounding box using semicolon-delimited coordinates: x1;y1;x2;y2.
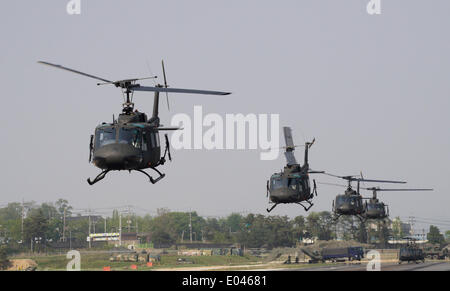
88;209;91;249
135;213;138;234
127;206;131;232
409;216;416;236
21;199;24;243
63;207;66;242
104;217;107;233
119;213;122;246
189;212;193;243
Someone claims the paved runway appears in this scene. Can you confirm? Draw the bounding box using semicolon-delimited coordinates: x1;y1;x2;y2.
282;261;450;271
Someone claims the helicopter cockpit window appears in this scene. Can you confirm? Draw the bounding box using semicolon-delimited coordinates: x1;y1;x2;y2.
118;128;142;149
272;178;287;189
288;178;298;189
367;204;383;210
336;196;359;205
149;133;156;148
95;128;116;148
142;132;148;151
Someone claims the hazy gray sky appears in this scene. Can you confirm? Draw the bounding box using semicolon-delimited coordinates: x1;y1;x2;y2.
1;1;449;231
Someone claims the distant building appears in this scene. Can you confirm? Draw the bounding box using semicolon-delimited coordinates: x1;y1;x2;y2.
66;215;103;222
400;223;412;236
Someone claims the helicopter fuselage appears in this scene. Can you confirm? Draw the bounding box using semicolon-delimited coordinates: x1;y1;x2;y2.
268;166;312;204
363;200;388;219
333;191;364;216
91;112;161;171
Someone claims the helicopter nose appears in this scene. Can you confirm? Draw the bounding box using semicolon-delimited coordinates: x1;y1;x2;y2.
93;144;142;170
338;205;350;212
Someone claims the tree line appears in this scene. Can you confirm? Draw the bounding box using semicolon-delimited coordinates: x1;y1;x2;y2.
0;199;448;253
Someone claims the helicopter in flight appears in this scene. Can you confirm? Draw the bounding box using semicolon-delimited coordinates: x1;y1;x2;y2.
38;60;230;185
362;187;433;220
320;173;406;221
266;127;324;213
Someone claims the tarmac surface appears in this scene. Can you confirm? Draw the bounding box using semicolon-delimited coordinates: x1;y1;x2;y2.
282;261;450;271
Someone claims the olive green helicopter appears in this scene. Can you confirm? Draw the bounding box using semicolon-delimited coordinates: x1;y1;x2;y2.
38;60;230;185
320;173;406;221
266;127;324;213
361;187;433;220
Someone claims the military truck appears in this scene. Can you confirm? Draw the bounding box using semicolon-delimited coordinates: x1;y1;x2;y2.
110;250;161;263
301;247;364;263
398;245;425;264
423;244;449;260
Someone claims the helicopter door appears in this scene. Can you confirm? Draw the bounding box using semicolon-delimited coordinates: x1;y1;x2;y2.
142;131;148;151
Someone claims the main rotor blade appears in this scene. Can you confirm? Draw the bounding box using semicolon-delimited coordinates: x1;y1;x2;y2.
158;127;183;131
284;152;298;166
323;173;406;184
308;170;326;174
132;86;230;96
363;188;434;192
283;127;295;148
317;182;347;188
38;61;112;83
356;179;407;184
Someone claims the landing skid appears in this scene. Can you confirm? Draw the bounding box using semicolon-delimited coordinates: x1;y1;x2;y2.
266;200;314;213
297;200;314;212
136;167;166;184
266;204;278;213
87;167;166;185
87;170;110;185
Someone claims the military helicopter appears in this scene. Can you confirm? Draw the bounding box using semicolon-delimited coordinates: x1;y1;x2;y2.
320;174;406;221
362;187;433;220
38;60;230;185
266;127;324;213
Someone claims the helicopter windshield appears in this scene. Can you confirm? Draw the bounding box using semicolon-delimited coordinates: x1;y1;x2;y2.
271;178;287;190
366;203;384;210
336;196;360;205
95;128;116;148
118;128;142;149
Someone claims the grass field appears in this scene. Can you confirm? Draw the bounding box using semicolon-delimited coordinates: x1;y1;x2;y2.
15;252;261;271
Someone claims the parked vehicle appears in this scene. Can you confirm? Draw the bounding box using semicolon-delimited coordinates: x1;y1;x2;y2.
423;244;449;260
301;246;364;263
398;245;425;264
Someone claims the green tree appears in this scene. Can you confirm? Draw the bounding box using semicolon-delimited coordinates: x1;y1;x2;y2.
391;217;404;240
445;230;450;242
55;199;73;218
23;209;48;252
0;246;11;270
427;225;445;245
